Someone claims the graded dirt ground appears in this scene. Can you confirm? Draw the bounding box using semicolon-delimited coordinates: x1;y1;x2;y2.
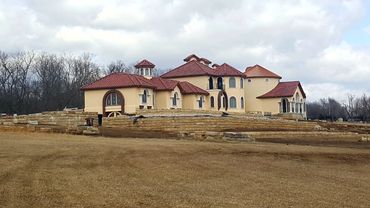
0;132;369;208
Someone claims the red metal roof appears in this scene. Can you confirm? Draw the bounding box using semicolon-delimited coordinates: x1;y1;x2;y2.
215;63;245;77
151;77;208;95
81;73;209;96
150;77;179;91
244;64;282;79
81;73;155;90
257;81;306;99
160;60;216;78
178;81;209;95
135;59;155;68
161;61;245;78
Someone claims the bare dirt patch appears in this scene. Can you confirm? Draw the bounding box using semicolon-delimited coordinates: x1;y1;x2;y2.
0;132;369;208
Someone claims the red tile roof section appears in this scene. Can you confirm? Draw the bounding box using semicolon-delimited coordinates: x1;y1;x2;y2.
257;81;306;99
81;72;209;96
161;61;244;78
150;77;179;91
160;60;216;78
178;81;209;95
244;64;282;79
135;59;155;68
215;63;246;77
81;73;155;90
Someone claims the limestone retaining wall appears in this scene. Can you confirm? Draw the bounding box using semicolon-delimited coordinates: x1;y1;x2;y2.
0;110;98;134
103;115;317;133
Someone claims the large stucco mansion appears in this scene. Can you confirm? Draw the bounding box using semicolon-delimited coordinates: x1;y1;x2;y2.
81;54;307;118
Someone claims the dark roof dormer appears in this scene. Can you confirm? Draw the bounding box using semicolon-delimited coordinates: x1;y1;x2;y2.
211;63;220;69
199;58;211;65
183;54;200;62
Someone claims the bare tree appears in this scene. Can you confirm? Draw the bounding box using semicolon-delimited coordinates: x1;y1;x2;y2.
0;51;35;114
343;94;356;121
105;60;132;75
64;53;101;108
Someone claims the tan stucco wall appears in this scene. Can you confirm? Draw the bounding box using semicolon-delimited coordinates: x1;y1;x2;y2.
260;98;281;114
84;89;107;114
155;87;182;109
182;94;207;110
171;76;209;89
84;87;154;114
245;77;280;113
182;95;196;109
154;91;170;110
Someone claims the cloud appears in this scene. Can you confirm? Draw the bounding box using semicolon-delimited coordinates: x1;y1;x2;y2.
305;83;369;103
0;0;369;101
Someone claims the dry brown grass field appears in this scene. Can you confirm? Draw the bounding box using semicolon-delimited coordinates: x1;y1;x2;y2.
0;132;369;208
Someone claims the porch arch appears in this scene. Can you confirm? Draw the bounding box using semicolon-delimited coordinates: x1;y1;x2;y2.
281;98;288;113
102;89;125;116
217;90;228;111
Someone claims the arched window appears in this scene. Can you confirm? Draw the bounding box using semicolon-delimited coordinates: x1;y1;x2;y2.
142;89;148;104
230;97;237;108
106;92;122;106
241;97;244;108
240;78;244;88
198;96;204;108
172;92;178;106
229;77;236;88
210;96;215;108
209;77;214;89
217;77;223;89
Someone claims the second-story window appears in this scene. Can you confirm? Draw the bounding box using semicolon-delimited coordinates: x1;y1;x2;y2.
229;77;236;88
209;77;214;89
217;77;223;89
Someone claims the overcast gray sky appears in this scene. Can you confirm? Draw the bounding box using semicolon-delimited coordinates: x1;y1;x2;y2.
1;0;369;101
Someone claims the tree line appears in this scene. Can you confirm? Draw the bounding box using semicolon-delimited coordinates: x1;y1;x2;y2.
0;51;150;115
306;94;370;122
